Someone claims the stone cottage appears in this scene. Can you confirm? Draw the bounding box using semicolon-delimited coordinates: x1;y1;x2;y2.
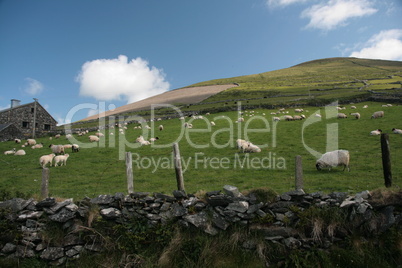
0;99;58;141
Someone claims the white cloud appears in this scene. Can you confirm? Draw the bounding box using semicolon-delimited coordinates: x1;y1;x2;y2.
24;78;44;95
350;29;402;61
267;0;308;8
301;0;377;31
76;55;170;104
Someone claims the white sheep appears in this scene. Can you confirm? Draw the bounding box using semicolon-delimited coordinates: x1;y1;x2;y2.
350;106;356;109
316;150;350;171
54;134;61;139
159;125;164;131
49;144;65;155
89;135;100;142
236;139;249;152
363;105;368;108
284;115;294;121
54;154;70;167
371;111;384;119
14;149;26;156
350;112;360;119
72;144;80;152
183;123;193;128
211;121;216;126
95;132;104;137
31;143;44;149
136;136;151;145
370;129;382;135
27;139;36;146
273;117;281;121
392;128;402;134
293;115;303;120
39;153;55;168
337;113;347;119
14;138;21;144
244;143;261;153
237;117;245;122
63;144;73;149
4;148;16;155
315;113;322;118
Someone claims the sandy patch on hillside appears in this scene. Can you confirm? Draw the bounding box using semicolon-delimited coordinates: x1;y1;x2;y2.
82;84;237;121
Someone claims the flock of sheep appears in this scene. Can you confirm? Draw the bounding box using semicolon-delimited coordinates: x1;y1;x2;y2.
3;136;79;169
3;103;400;173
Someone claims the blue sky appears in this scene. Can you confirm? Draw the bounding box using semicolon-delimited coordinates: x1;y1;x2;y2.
0;0;401;124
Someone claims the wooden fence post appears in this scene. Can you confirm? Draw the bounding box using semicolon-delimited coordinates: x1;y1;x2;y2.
126;152;134;194
173;143;185;191
380;134;392;187
41;168;49;199
295;155;303;190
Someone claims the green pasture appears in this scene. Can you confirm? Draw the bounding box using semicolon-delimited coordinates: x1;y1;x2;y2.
1;101;401;200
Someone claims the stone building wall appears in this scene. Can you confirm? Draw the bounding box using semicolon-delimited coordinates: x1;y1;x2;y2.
0;102;57;139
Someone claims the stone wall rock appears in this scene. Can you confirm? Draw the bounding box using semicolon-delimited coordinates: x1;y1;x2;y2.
0;185;400;266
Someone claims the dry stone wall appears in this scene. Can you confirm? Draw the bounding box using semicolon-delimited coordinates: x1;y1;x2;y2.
0;185;400;266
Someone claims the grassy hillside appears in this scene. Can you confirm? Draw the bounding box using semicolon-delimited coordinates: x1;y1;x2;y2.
1;101;401;200
187;57;402;109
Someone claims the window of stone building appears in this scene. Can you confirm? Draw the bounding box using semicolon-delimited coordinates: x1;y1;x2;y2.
31;108;35;113
44;124;51;130
22;121;30;128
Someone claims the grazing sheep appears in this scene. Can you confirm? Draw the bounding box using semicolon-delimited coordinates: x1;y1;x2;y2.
350;112;360;119
236;139;249;152
392;128;402;134
371;111;384;119
294;108;303;113
31;143;44;149
14;138;21;144
211;121;216;126
237;117;245;123
63;144;73;149
39;153;55;168
315;113;322;118
293;115;303;120
72;144;80;152
14;149;26;156
66;134;72;139
273;117;281;121
370;129;382;135
284;115;294;121
89;135;100;142
149;137;159;142
27;139;36;146
95;132;104;137
350;106;356;109
49;144;65;155
363;105;368;108
54;154;70;167
54;134;61;139
136;136;151;145
244;143;262;153
183;123;193;128
4;148;16;155
159;125;164;131
316;150;350;171
337;113;347;119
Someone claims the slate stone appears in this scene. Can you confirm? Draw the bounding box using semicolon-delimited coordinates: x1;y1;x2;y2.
0;198;33;212
172;190;187;199
226;201;249;213
90;195;114;205
40;247;64;261
130;192;150;199
36;197;56;208
48;208;76;223
223;185;241;197
212;212;230;230
154;193;176;202
171;203;187;217
207;195;233;207
100;208;122;219
15;245;35;258
18;211;44;221
1;243;16;254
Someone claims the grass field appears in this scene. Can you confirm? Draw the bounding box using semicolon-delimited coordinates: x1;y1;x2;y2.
1;101;401;200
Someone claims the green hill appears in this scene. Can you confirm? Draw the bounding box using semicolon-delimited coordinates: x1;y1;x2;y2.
187;57;402;109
